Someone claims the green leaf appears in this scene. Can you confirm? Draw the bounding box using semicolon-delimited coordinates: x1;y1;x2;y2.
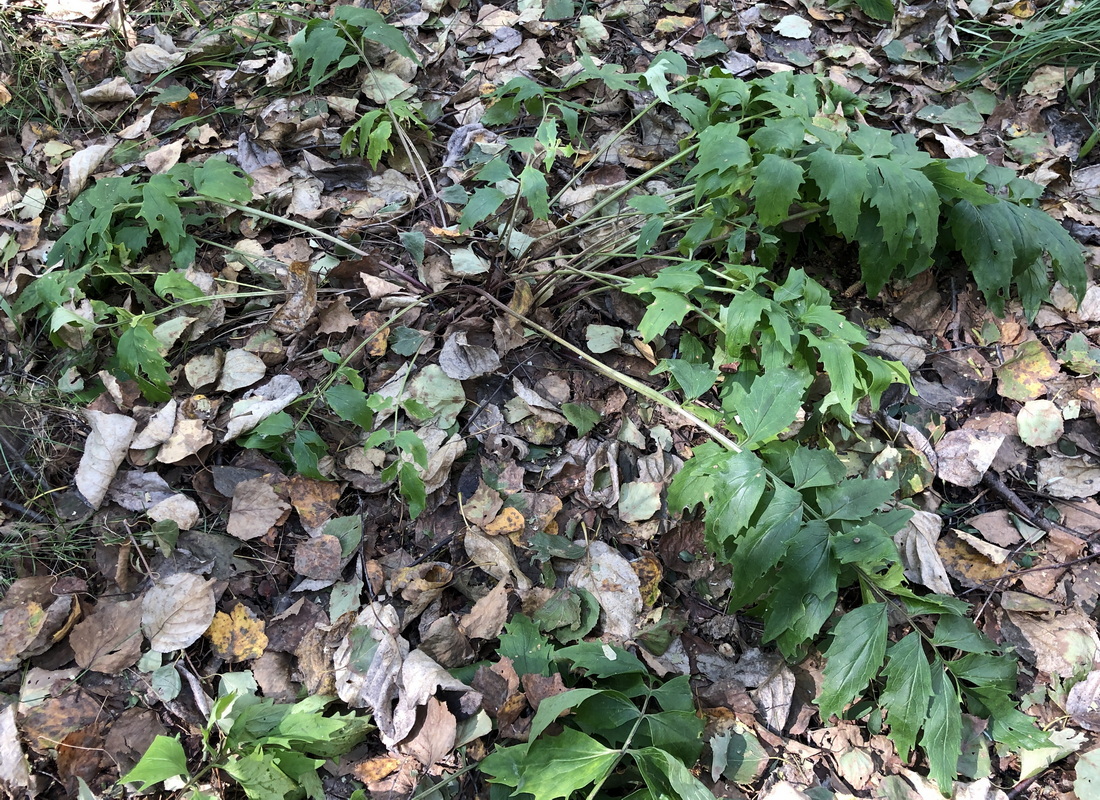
880;632;932;760
789;447;846;490
655;358;719;401
399;230;425;266
709;449;768;544
138;174;185;252
807;149;870;240
637;710;705;765
561;402;602;436
221;750;300;800
854;0;894;21
722;369;808;448
964;685;1049;751
543;0;575;21
519;164;550;219
1075;748;1100;799
154;271;205;303
117;322;172;401
485;727;618;800
397;460;426;519
762;522;837;655
291;21;350;91
556;641;649;678
498;615;556;676
390;326;429;356
728;483;804;606
931;615;997;654
948;199;1027;316
637;289;692;342
687;123;751;199
751;154;804;226
240;412;295;451
394;430;428;469
922;665;962;791
529;688;610;742
193;158;253;204
121;735;189;791
818;602;888;720
813;479;895;521
325;516;363;559
334;7;419;63
292;429;327;480
459;186;508;230
632;747;715;800
325;384;375;430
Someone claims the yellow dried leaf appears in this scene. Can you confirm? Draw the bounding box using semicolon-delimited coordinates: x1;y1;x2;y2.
205;603;268;662
353;755;400;783
482;507;525;536
632;553;663;608
655;15;696;33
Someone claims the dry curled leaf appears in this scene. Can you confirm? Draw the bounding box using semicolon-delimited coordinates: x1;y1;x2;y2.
69;598;143;673
141;573;216;653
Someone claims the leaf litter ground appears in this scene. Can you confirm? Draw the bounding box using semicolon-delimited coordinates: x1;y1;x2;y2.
1;0;1100;798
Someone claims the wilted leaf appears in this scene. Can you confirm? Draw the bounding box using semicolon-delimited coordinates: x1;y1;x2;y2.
568;541;642;639
269;260;318;335
894;510;954;594
287;476;343;531
464;529;532;590
1001;608;1100;678
75;411;138;508
459;580;510;640
934;430;1003;487
216;349;267;392
1018;728;1086;781
996;340;1059;401
1038;455;1100;498
0;704;30;796
1017;399;1063;446
141;573;216;653
70;598;143;673
223;375;303;442
483;506;524;536
1068;670;1100;731
228;478;290;540
294;534;344;580
618;481;662;523
439;331;501;380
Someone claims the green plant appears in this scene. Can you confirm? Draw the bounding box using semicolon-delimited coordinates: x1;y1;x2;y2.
341;99;429;168
462;69;1084;322
122;672;372;800
471;259;1047;791
480;617;711;800
16;158;253;400
289;6;419;93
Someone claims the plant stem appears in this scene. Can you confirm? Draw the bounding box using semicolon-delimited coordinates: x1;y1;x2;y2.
461;285;741;453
